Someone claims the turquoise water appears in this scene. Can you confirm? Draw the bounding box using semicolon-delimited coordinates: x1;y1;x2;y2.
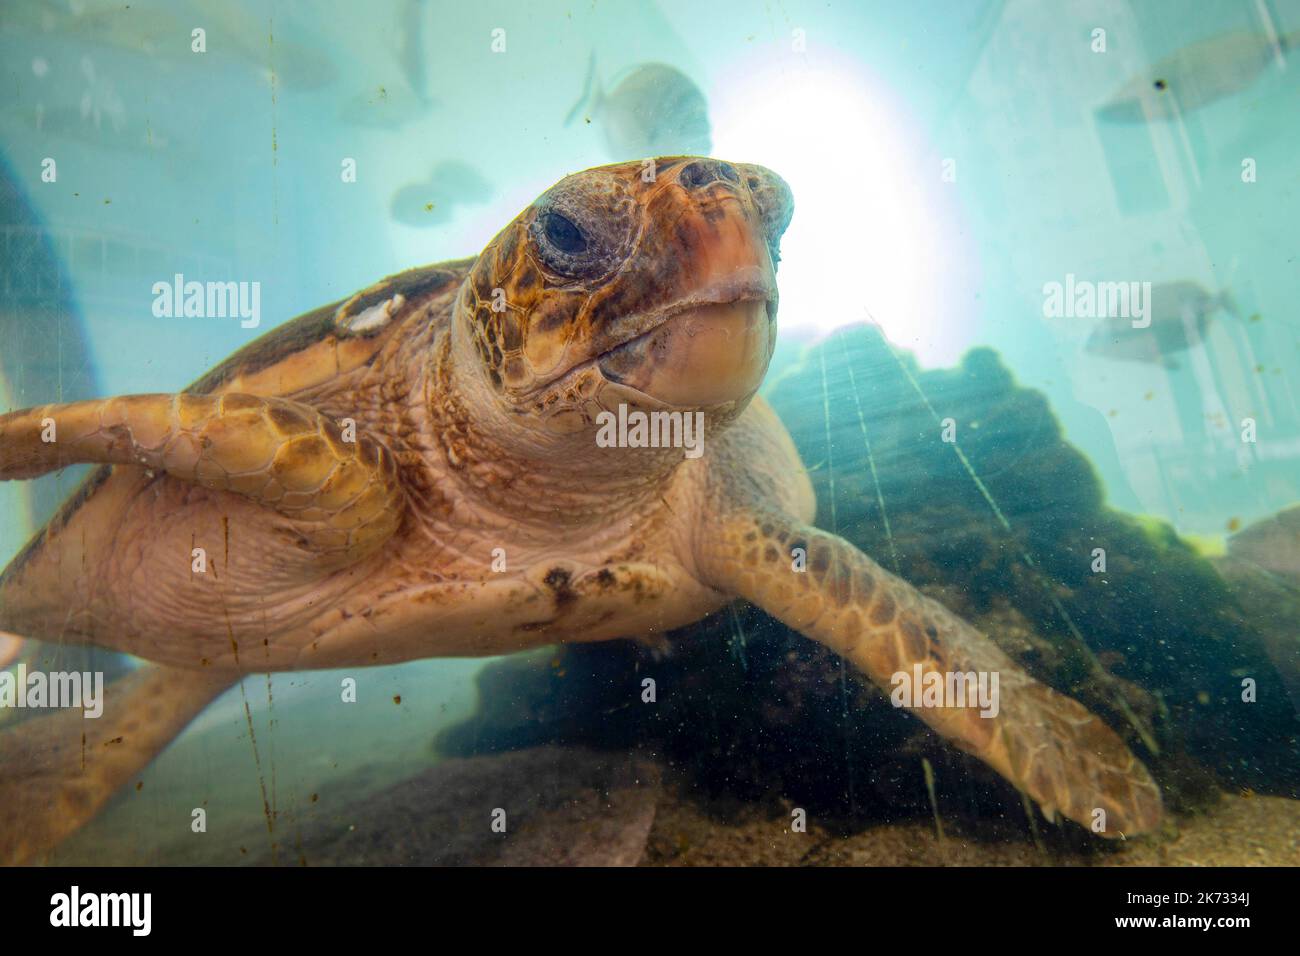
0;0;1297;864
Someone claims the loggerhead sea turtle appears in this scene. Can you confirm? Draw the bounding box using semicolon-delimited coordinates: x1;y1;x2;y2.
0;158;1162;862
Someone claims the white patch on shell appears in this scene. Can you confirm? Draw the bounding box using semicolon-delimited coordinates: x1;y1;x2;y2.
337;294;405;334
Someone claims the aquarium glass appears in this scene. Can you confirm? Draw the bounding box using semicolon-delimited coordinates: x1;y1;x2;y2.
0;0;1297;868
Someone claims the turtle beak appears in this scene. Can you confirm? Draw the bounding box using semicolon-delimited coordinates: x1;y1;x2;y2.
666;159;789;299
596;283;774;407
593;158;791;408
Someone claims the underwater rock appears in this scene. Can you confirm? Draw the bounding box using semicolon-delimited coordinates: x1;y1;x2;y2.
1227;505;1300;586
1212;553;1300;713
448;323;1296;835
289;745;660;866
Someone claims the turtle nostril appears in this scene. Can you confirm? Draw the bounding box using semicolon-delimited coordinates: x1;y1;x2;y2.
678;161;711;189
678;159;738;190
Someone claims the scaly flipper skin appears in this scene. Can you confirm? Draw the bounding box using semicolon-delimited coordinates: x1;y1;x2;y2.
0;392;403;568
0;664;233;864
694;506;1164;837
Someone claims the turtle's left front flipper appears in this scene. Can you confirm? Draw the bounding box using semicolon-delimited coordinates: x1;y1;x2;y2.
0;393;403;567
694;508;1163;838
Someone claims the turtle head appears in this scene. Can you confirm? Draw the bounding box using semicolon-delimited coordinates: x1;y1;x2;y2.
453;157;792;445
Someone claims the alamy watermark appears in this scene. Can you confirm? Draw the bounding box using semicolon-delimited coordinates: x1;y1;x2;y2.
0;664;103;718
1042;274;1151;328
152;273;261;328
595;403;705;459
50;886;150;936
890;664;1000;718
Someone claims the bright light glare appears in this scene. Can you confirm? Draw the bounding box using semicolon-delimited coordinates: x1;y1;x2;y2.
710;48;973;364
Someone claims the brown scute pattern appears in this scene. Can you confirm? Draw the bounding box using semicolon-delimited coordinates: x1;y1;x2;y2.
461;230;540;394
698;509;1164;839
266;402;315;435
869;589;896;625
0;393;404;566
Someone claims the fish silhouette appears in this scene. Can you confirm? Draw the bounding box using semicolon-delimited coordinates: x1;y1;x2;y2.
1084;281;1238;367
1097;30;1299;122
389;161;492;227
565;56;712;160
339;0;438;129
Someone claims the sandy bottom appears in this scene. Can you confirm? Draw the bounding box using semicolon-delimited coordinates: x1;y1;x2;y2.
643;784;1300;867
260;748;1300;867
50;742;1300;866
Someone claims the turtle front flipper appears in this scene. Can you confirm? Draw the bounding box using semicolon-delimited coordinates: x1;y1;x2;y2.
694;508;1163;838
0;393;403;567
0;663;234;863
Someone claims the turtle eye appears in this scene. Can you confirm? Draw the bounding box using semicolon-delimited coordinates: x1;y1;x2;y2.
542;212;587;255
529;172;636;281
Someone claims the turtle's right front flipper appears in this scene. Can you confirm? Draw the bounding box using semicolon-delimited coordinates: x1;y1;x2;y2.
694;507;1164;839
0;393;403;565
